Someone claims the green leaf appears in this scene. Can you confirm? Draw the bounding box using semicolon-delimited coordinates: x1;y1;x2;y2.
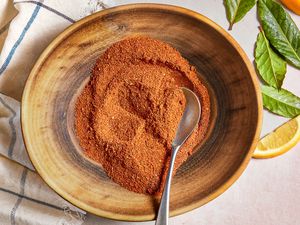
262;85;300;118
224;0;257;30
255;30;286;89
258;0;300;68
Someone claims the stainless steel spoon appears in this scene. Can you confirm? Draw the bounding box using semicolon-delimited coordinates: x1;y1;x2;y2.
155;87;201;225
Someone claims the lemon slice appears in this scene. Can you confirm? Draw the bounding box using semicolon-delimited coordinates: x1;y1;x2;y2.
281;0;300;16
253;115;300;158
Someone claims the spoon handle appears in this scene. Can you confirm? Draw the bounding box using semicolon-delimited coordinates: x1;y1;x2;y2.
155;145;180;225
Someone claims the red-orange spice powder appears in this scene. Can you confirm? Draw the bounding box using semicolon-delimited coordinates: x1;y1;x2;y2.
75;37;210;194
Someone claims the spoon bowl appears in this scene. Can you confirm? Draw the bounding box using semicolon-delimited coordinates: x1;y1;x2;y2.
173;88;202;148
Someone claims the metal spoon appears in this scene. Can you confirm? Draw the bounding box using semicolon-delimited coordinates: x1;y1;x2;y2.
155;87;201;225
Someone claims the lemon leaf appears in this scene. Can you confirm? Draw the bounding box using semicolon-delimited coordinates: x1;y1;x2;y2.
258;0;300;68
224;0;257;30
255;30;287;89
262;85;300;118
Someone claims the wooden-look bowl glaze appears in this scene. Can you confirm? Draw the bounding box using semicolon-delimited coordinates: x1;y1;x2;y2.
21;4;262;221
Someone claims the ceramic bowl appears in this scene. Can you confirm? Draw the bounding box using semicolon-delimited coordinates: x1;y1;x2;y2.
22;4;262;221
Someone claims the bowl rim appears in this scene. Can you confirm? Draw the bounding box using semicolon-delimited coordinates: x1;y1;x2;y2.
21;3;263;222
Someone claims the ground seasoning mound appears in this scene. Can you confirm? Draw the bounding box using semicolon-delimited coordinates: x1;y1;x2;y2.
75;37;210;194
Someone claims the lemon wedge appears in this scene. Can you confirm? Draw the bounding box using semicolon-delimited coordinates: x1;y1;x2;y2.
281;0;300;15
253;115;300;158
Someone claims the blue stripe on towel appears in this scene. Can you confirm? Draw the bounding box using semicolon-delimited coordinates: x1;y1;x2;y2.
0;4;41;75
15;1;75;23
0;96;17;158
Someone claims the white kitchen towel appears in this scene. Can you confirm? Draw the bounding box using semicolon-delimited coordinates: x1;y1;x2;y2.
0;0;115;224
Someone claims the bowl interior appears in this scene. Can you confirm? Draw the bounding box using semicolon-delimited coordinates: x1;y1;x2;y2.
22;4;261;221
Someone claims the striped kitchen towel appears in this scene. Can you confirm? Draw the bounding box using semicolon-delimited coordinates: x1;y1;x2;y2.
0;0;115;224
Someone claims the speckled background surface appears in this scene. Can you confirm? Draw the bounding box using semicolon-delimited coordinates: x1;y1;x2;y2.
1;1;299;224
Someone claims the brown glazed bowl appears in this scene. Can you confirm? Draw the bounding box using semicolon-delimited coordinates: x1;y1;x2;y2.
21;4;262;221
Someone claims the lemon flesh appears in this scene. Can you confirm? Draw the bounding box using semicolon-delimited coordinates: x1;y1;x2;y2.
253;115;300;158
